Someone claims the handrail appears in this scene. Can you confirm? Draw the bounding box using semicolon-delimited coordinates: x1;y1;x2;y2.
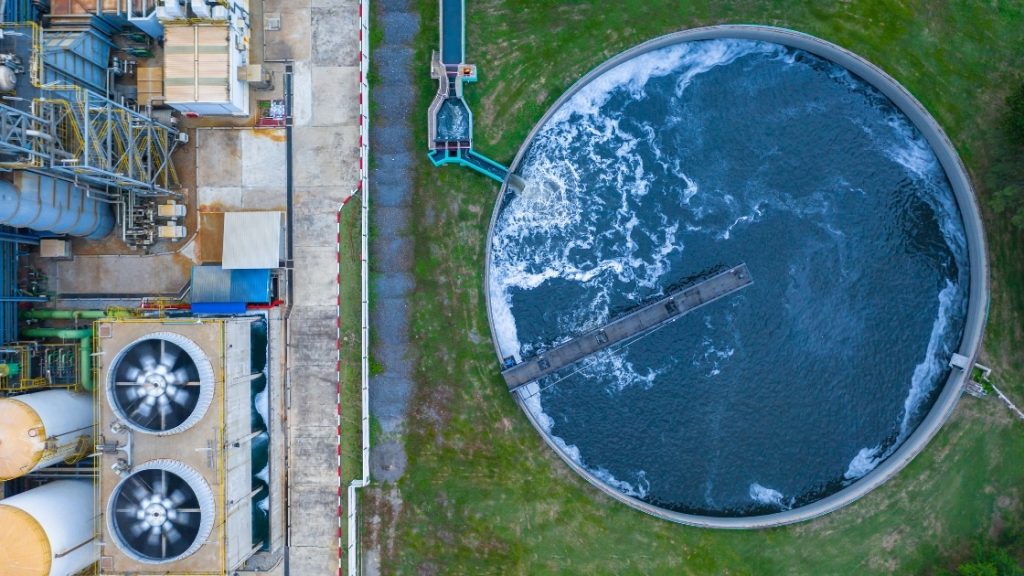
344;0;371;574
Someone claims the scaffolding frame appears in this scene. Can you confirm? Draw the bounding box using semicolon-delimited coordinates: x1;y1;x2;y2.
0;22;180;196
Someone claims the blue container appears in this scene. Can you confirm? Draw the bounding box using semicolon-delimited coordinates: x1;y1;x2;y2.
190;267;272;304
190;302;248;315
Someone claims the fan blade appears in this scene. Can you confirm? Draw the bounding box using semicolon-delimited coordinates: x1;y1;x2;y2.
171;387;192;407
172;368;192;384
129;520;149;538
138;352;157;371
169;488;188;506
164;524;182;545
146;526;161;548
127;477;150;502
133;401;154;419
123;365;141;381
172;510;201;527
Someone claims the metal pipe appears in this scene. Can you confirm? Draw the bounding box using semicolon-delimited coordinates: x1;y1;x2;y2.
54;535;95;558
0;295;47;302
21;308;131;320
20;327;93;390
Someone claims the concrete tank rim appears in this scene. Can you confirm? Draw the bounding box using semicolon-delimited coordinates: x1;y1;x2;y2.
482;24;989;529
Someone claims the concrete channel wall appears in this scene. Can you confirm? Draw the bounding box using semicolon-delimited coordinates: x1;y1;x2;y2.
483;25;989;529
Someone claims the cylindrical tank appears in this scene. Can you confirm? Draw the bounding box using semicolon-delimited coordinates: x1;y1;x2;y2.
0;172;114;239
0;480;97;576
0;389;93;480
0;64;18;91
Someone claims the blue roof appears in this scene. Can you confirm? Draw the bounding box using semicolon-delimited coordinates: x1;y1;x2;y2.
190;266;271;304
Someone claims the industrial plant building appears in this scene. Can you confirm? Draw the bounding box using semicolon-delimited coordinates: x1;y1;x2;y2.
0;0;359;571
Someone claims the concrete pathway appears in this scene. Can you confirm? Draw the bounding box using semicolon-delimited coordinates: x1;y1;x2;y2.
261;0;360;573
368;0;415;483
360;3;418;571
368;0;417;483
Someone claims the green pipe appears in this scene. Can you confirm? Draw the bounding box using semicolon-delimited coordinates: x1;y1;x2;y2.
21;328;93;391
20;308;131;321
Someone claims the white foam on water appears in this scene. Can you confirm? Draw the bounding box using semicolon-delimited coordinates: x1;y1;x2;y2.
844;445;881;480
520;382;582;463
749;482;792;510
494;35;971;510
255;386;269;427
844;279;960;480
838;97;969;482
593;467;650;499
548;40;776;125
584;349;664;393
680;172;699;204
694;335;735;378
901;279;958;438
254;463;270;511
717;202;766;241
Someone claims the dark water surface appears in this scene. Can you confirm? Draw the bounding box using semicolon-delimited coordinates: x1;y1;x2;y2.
487;39;969;516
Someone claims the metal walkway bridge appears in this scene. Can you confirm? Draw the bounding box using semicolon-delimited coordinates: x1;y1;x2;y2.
426;0;508;182
502;264;754;391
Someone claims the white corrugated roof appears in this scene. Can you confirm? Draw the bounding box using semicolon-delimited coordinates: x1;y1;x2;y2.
222;211;282;269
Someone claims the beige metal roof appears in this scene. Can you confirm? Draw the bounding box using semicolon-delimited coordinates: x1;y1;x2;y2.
164;24;230;104
222;211;282;269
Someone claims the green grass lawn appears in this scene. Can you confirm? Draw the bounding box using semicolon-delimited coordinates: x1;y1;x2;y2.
340;200;363;491
361;1;1024;574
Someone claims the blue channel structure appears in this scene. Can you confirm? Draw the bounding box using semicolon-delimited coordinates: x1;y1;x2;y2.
427;0;509;183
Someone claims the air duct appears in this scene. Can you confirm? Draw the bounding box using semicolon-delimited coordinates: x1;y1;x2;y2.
0;172;114;239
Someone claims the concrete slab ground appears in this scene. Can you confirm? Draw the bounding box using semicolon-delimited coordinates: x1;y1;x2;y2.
186;0;359;571
36;249;195;297
260;0;362;571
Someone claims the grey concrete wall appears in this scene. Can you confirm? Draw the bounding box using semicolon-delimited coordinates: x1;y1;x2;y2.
483;25;989;529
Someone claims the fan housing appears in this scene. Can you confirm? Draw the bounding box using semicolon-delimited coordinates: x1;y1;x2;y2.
106;332;215;435
107;459;216;564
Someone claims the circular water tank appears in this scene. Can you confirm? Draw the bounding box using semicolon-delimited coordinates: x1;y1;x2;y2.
105;332;215;435
0;389;93;480
0;480;97;576
107;460;216;564
0;65;17;91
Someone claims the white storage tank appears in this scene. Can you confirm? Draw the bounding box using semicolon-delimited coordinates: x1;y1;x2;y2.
0;480;97;575
0;389;93;480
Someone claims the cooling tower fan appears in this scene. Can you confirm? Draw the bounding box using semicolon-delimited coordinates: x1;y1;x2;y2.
107;460;215;564
106;333;214;435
